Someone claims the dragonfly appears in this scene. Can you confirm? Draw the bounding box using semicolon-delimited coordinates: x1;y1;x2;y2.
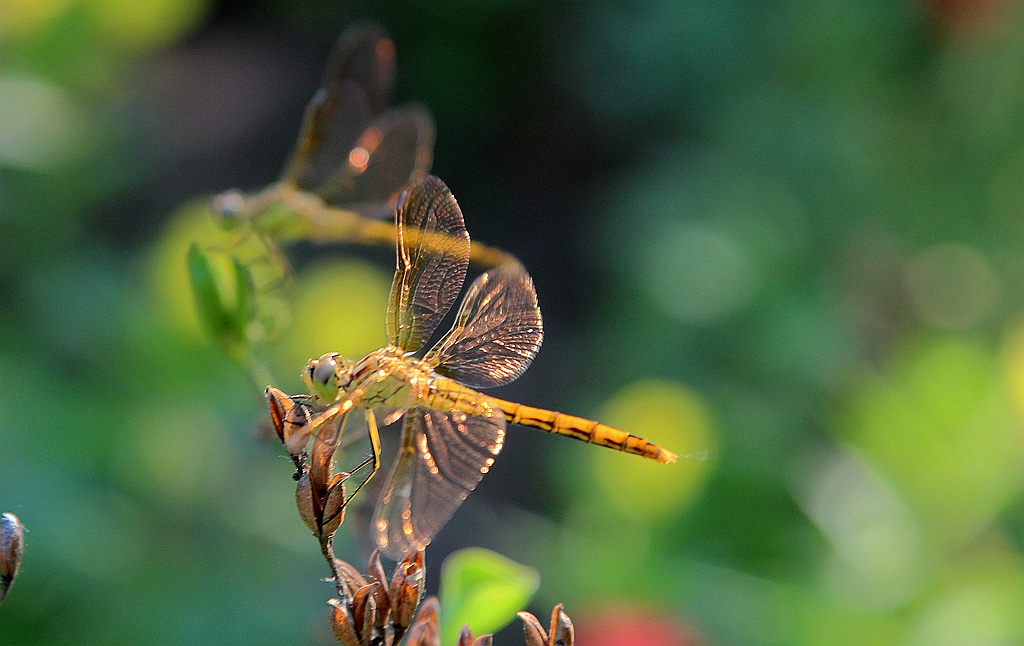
266;175;677;560
211;20;514;272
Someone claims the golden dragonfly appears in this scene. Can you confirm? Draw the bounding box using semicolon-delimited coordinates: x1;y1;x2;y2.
266;175;677;559
211;20;514;272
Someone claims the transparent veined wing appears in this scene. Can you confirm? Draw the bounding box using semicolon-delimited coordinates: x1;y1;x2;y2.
319;19;394;114
281;20;396;193
312;407;377;479
320;403;379;454
425;262;543;389
312;104;435;216
373;407;506;559
386;176;471;353
291;390;366;454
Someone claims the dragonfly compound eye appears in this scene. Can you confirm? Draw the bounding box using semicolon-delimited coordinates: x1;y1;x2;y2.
310;353;341;401
209;189;246;228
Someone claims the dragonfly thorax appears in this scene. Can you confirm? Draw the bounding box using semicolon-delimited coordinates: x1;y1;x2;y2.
302;352;355;403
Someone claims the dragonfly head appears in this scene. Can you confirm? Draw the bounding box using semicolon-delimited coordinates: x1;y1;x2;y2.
302;352;354;402
209;189;247;229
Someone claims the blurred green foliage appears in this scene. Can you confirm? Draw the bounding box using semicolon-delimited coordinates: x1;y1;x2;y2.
438;548;538;645
187;242;256;363
4;0;1024;644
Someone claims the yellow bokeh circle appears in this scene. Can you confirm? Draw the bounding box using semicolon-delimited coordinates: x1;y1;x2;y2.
0;0;70;40
147;201;240;340
591;379;714;519
273;259;392;379
85;0;208;50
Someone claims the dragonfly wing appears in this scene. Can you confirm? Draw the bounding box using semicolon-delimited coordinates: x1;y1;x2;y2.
372;408;505;559
281;21;395;191
319;20;394;114
425;262;543;389
386;176;471;353
313;104;435;214
294;390;366;454
328;405;375;454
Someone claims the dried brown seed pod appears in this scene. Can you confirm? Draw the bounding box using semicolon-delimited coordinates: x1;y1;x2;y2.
265;386;313;455
517;605;574;646
549;605;574;646
328;598;362;646
320;474;347;536
0;512;23;605
308;436;335;491
295;472;319;534
365;550;392;629
456;625;494;646
403;596;440;646
295;467;347;538
366;549;388;589
352;583;380;646
518;611;548;646
334;558;369;597
389;549;425;641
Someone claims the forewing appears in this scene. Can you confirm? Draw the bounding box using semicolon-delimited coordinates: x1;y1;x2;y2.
386;176;470;353
329;405;374;453
372;408;505;559
425;262;543;389
320;20;394;114
312;105;435;215
281;21;396;191
294;391;366;454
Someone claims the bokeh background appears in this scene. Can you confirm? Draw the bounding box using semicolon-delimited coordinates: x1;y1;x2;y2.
3;0;1024;644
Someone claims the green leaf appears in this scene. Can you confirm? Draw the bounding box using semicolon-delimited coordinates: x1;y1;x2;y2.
187;242;230;341
230;255;257;336
186;243;250;361
439;548;540;645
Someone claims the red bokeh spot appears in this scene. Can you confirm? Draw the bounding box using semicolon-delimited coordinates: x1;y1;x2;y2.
927;0;1017;36
574;608;700;646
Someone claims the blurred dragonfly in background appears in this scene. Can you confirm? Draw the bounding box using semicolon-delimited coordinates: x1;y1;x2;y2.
192;21;514;365
267;175;677;559
211;20;435;250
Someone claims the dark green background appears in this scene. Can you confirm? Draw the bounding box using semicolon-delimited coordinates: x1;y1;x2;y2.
2;1;1024;644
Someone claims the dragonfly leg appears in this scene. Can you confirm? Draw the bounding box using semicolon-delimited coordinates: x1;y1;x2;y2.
343;410;382;506
320;409;382;529
292;449;307;480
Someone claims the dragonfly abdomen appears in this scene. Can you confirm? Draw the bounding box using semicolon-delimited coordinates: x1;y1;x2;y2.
421;376;504;420
493;399;678;464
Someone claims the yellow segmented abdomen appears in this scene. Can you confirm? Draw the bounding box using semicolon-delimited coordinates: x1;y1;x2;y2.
493;398;678;464
420;377;677;463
